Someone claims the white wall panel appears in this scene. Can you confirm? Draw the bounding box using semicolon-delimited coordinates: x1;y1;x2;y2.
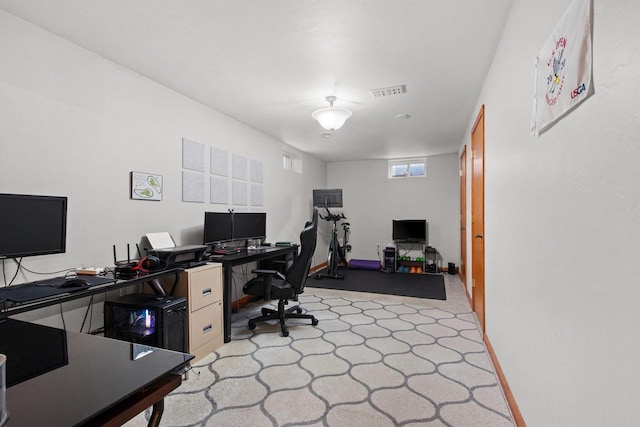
461;0;640;424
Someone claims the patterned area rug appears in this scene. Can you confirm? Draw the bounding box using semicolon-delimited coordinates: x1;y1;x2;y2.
126;277;514;426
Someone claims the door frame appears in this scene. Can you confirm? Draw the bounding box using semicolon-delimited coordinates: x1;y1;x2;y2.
459;146;467;284
471;105;485;333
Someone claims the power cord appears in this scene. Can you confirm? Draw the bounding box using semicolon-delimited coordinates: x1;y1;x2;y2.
3;257;85;286
4;257;23;286
58;302;67;331
80;295;95;333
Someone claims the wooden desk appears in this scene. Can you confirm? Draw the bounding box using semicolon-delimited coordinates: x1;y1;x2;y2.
0;319;193;427
209;245;298;342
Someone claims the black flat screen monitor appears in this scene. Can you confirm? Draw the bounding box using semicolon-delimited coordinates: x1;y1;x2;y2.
0;193;67;259
392;219;428;243
233;212;266;241
313;189;343;208
203;212;233;245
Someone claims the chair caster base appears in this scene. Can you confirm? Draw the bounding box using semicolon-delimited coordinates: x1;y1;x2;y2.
247;302;319;336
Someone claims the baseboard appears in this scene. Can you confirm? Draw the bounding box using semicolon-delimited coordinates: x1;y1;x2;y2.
309;262;327;274
484;335;526;426
464;287;526;426
231;295;253;312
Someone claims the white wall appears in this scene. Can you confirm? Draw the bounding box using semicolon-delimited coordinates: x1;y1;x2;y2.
462;0;640;425
0;11;326;328
326;155;459;267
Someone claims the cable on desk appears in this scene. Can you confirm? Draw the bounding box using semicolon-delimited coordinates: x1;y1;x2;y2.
80;294;96;333
3;257;22;286
2;257;101;287
58;301;67;331
231;262;258;311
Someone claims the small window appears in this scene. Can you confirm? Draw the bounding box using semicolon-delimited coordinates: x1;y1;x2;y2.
389;158;426;178
283;151;302;173
283;152;292;170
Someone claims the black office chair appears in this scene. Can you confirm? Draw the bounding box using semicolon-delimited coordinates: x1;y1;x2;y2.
242;207;319;337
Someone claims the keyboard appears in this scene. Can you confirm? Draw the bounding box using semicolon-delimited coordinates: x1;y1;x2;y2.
212;247;242;255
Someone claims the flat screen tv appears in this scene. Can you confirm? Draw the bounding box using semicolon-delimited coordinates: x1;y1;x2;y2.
392;219;428;243
203;212;233;245
0;193;67;259
233;212;267;241
313;189;343;208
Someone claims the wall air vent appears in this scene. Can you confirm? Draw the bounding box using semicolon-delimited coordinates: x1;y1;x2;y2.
370;85;406;98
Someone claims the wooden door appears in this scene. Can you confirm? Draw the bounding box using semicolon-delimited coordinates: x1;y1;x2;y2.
471;105;486;333
459;146;467;284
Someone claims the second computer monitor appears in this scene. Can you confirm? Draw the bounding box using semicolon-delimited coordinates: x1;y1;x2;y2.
203;212;233;245
233;212;266;241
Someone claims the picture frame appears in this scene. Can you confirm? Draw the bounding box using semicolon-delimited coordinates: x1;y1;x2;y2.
130;171;163;201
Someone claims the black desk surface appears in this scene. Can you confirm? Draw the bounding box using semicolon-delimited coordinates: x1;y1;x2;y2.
0;269;179;317
208;244;297;264
0;319;192;426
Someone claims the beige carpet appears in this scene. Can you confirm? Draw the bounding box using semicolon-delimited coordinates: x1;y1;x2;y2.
126;274;514;426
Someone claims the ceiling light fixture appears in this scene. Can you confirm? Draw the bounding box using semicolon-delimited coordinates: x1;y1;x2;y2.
311;96;352;131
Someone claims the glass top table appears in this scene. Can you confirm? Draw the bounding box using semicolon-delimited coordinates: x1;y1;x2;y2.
0;319;192;426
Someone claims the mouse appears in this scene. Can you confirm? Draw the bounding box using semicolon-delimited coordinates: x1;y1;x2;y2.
59;278;90;289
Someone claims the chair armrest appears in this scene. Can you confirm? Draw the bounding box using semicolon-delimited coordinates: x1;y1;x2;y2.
252;269;286;281
251;269;286;300
252;269;279;275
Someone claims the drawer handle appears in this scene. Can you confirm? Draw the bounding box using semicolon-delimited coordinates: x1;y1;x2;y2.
202;288;212;296
202;324;213;334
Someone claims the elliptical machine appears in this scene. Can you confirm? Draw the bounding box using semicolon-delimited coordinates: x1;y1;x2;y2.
315;208;350;280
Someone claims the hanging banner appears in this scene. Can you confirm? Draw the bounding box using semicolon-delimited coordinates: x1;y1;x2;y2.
531;0;593;136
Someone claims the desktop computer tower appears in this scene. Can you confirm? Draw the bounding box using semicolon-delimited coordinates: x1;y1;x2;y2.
383;246;396;273
104;294;187;353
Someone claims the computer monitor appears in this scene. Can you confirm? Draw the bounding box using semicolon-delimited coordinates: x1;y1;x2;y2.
313;189;343;208
0;193;67;259
392;219;428;243
203;212;233;245
233;212;266;241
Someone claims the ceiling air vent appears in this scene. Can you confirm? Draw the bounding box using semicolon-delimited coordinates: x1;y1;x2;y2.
370;85;406;98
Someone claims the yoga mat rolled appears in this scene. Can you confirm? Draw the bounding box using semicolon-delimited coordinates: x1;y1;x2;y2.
348;259;381;270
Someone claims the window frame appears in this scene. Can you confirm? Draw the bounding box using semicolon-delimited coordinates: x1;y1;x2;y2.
388;157;426;179
283;151;302;174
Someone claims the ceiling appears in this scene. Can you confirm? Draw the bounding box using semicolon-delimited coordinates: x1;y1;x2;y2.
0;0;513;163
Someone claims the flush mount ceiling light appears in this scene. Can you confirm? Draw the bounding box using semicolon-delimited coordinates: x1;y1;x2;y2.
311;96;352;131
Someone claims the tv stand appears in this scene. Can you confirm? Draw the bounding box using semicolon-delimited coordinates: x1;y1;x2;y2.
394;242;439;274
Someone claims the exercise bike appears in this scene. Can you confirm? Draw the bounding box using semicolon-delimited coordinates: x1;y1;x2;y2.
315;208;351;280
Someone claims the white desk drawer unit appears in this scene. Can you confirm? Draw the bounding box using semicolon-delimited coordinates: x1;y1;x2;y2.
158;263;224;363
